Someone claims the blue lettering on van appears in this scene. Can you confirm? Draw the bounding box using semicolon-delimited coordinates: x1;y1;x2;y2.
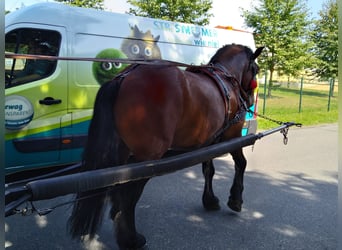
5;110;31;116
5;104;23;112
174;23;180;33
175;24;199;36
153;20;173;32
207;40;219;47
193;39;206;46
153;21;219;42
175;24;218;38
193;39;220;48
201;28;210;37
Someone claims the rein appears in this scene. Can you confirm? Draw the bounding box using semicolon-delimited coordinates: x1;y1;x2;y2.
5;53;201;68
8;53;297;140
245;107;302;145
10;189;107;216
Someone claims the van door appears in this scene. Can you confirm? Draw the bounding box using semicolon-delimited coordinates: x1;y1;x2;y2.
5;25;68;174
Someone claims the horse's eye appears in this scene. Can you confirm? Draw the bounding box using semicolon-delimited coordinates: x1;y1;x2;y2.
113;62;122;69
101;62;112;71
144;47;152;57
131;44;140;55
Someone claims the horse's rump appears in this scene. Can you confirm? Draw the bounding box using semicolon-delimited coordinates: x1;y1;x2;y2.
114;64;232;160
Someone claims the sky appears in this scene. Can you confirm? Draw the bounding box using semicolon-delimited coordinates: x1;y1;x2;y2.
103;0;257;28
6;0;326;29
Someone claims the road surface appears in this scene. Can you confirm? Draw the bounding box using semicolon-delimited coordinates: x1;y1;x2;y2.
5;124;338;249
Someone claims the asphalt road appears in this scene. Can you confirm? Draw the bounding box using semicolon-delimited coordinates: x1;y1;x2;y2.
5;124;338;250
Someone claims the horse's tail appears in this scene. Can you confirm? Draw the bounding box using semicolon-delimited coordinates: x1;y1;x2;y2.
67;77;123;239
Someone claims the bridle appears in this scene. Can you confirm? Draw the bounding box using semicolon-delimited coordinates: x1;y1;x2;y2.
212;59;258;109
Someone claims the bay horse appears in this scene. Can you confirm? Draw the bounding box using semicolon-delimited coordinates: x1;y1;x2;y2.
68;44;263;249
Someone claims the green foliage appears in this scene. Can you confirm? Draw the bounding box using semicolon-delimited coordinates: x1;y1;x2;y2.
127;0;213;25
257;85;338;130
55;0;104;9
243;0;311;97
310;0;338;79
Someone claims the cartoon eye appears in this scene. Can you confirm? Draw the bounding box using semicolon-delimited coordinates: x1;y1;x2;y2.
113;62;122;69
144;47;152;57
101;62;112;71
131;44;140;55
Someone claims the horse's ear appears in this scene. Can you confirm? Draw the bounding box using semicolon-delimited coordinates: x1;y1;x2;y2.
252;47;264;60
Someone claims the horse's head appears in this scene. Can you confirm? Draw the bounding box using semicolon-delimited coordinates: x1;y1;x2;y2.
209;44;264;108
240;46;263;107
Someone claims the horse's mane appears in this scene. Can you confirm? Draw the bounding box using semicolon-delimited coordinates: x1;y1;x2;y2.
209;44;254;64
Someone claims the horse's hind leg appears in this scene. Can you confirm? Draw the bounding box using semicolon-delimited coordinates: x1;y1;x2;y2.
227;148;247;212
111;180;148;250
109;179;149;250
202;160;220;210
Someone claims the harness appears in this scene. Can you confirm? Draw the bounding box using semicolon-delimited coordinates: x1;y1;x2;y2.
114;62;250;146
186;63;248;144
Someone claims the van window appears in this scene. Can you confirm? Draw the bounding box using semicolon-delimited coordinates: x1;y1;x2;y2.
5;28;61;88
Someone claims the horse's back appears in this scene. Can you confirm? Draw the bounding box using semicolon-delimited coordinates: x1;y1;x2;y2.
114;65;225;160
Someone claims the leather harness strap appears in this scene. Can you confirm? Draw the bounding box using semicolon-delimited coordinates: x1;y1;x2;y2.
186;65;231;123
186;65;247;144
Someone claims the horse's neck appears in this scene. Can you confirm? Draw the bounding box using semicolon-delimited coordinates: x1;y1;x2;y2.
219;61;244;84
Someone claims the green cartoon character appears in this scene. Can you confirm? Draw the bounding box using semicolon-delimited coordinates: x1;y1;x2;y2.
92;48;128;85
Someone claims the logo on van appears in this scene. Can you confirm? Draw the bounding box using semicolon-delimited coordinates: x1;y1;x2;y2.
5;95;34;130
121;25;162;59
92;49;129;85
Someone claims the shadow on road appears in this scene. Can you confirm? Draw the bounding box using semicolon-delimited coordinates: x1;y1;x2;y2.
5;146;337;250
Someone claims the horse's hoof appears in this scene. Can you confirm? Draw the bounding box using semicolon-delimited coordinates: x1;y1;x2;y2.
119;233;146;250
135;233;147;249
203;196;220;211
204;203;221;211
227;199;242;212
203;201;221;211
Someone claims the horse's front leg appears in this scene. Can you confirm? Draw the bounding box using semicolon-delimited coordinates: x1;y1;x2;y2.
202;160;220;210
227;148;247;212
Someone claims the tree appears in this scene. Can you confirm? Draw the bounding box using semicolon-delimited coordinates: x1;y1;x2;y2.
55;0;104;10
127;0;213;26
243;0;311;97
310;0;338;79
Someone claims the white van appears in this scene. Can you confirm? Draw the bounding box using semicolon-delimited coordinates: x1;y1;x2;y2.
5;2;258;174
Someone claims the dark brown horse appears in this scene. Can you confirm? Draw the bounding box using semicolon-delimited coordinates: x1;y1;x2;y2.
68;44;263;249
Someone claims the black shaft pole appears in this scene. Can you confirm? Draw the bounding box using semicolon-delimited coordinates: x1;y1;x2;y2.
6;122;297;216
27;134;259;201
